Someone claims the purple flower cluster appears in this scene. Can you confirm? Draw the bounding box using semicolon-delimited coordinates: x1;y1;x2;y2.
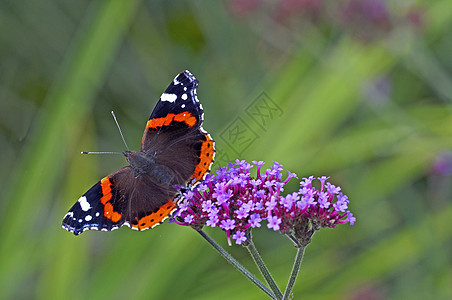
174;160;355;245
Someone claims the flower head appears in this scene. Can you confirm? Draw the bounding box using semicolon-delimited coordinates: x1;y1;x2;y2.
174;160;355;245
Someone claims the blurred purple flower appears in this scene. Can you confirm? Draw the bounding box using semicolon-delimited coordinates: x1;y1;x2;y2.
227;0;262;16
343;0;390;26
342;0;392;42
274;0;323;23
363;75;392;106
406;6;425;30
432;151;452;176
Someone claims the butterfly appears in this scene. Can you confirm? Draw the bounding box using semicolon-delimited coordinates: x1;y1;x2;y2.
62;70;215;235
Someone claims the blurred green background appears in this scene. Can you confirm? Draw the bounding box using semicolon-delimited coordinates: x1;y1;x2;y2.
1;1;451;299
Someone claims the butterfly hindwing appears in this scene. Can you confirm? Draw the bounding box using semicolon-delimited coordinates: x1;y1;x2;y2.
62;168;130;235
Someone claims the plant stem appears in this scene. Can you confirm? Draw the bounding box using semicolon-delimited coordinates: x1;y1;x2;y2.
285;233;301;247
245;234;283;299
197;230;275;299
282;245;306;300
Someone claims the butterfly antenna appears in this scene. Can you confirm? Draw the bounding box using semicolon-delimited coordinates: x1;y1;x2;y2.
81;151;122;155
111;111;130;151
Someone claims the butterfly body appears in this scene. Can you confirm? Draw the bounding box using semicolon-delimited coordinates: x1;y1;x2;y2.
124;151;165;181
62;70;215;235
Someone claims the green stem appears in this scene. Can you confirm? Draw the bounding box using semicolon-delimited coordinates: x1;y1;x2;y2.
245;233;283;299
197;230;275;299
282;245;306;300
285;233;301;247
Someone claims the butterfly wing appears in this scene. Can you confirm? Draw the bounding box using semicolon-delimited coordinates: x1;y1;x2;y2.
62;167;131;235
141;70;215;185
63;166;181;234
126;71;215;231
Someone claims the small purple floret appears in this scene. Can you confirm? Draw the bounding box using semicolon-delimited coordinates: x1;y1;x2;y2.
184;215;194;224
232;230;247;245
346;211;356;225
249;213;262;228
220;219;236;231
267;216;282;231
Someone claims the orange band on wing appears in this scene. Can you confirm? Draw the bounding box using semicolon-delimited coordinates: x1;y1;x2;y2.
104;202;122;222
191;134;215;181
146;112;197;132
100;176;122;223
173;112;197;127
131;199;177;230
100;177;113;204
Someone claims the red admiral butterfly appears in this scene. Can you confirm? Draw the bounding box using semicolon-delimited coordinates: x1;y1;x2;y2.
62;70;215;235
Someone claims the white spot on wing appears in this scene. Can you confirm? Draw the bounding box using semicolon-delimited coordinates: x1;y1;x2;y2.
160;93;177;103
181;93;188;100
85;215;93;221
181;104;186;108
78;196;91;211
64;212;74;219
95;212;100;217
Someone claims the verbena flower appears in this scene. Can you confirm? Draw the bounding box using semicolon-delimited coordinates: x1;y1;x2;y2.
173;159;355;245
